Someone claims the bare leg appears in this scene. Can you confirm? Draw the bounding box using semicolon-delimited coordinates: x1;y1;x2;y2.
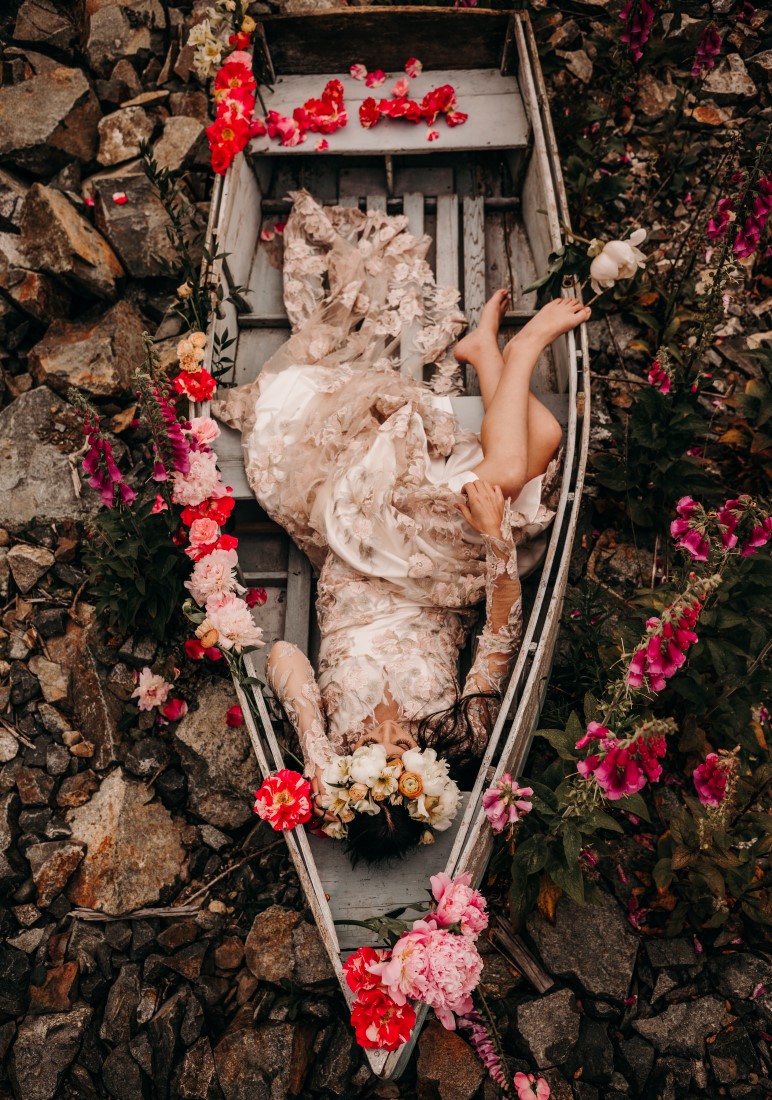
453;288;510;409
457;295;591;498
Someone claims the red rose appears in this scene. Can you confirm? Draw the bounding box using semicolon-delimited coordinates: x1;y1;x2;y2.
350;988;416;1050
214;60;256;95
180;495;235;528
359;97;381;129
173;369;217;402
228;31;251;50
246;587;268;608
161;698;188;722
210;145;233;175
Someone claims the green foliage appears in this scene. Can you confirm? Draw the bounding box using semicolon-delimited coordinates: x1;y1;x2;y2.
83;495;185;641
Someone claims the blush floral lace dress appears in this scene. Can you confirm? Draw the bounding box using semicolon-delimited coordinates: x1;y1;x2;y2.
214;191;560;778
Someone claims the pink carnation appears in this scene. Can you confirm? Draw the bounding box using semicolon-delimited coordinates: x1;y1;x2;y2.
430;872;488;938
369;918;483;1029
185;548;244;605
204;591;265;651
171;449;226;508
132;667;172;712
188;517;220;549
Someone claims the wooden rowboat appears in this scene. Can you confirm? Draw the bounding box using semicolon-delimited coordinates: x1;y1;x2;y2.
198;7;591;1078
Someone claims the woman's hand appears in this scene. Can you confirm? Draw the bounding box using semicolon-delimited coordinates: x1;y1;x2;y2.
310;766;338;824
457;479;506;538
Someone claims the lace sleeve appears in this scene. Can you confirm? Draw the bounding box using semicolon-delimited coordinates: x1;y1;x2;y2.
462;535;523;710
265;641;338;778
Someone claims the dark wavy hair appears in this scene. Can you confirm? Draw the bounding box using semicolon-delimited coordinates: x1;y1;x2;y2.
345;691;499;867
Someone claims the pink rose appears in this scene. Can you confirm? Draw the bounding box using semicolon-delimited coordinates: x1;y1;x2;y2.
187;416;220;449
188;517;220;548
184;548;243;605
430;872;488;938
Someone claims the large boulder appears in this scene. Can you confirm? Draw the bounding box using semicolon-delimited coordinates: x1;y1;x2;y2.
65;768;187;915
244;905;334;987
174;681;261;829
29;299;147;397
9;1006;93;1100
84;0;166;79
0;387;98;532
0;67;100;176
93;172;182;279
97;106;156;166
151;115;208;173
20;184;123;300
417;1021;486;1100
214;1011;317;1100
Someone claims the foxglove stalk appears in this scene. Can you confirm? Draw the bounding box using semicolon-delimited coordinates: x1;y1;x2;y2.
692;23;722;77
457;1010;509;1091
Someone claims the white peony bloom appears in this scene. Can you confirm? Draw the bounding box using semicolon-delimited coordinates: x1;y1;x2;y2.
589;229;647;294
349;743;388;786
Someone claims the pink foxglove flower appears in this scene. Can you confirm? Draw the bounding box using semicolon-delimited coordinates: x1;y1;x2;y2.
693;752;731;806
514;1072;551;1100
707;196;734;241
619;0;658;63
457;1010;509;1090
482;773;533;834
692;23;722;77
430;872;488;938
741;516;772;557
648;358;671;393
204;591;265;651
132;668;172;712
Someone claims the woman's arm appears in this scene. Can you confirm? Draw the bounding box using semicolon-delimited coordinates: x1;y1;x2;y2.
265;642;338;779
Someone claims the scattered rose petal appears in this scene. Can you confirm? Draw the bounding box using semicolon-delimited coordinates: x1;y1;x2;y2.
693;935;703;955
226;704;245;727
751;983;767;999
365;69;386;88
624;995;638;1005
84;196;95;207
162;698;188;722
112;192;128;205
246;587;268;607
315;138;329;151
275;221;286;235
260;225;275;242
392;77;410;98
405;57;423;78
427;130;440;142
350;63;367;81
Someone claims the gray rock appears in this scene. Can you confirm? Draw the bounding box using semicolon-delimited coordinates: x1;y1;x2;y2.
526;891;638;1002
66;768;186;915
7;544;54;594
709;1023;760;1085
645;938;698;969
174;682;260;829
28;656;69;704
84;5;153;78
0;67;100;176
292;919;335;985
636;73;679;121
417;1020;486;1100
100;962;141;1044
93;172;181;279
0;945;31;1016
213;1011;317;1100
576;1016;615;1084
703;55;756;102
20;184;123;300
9;1005;92;1100
97;106;156;166
711;951;772;1001
651;971;679;1002
516;987;581;1068
747;50;772;87
633;996;727;1057
151;115;207;173
0;268;71;323
103;1041;146;1100
26;839;84;908
0;729;19;763
309;1022;357;1096
175;1036;222;1099
13;0;76;51
29;299;147;398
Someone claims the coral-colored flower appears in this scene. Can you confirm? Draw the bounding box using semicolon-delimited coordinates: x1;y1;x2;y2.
420;84;457;123
343;946;390;993
350;63;368;81
693;752;730;806
161;698;188;722
180;494;235;528
132;668;172;712
151;493;168;514
380;97;422;122
187;416;220;449
482;773;534;834
187;516;220;549
225;704;244;727
359;97;381;129
405;57;423;78
246;587;268;607
365;70;386;88
254;768;312;830
173;368;217;403
514;1072;551;1100
350;987;416;1050
214;59;256;95
430;872;488;937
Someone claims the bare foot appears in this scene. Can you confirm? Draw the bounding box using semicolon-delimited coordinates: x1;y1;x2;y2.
512;297;591;352
454;288;510;365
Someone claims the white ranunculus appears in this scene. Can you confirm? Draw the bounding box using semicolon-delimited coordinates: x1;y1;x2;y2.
589;229;647;294
349;743;388;786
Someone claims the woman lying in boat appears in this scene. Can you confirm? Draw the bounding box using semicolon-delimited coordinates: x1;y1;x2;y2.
214;191;590;864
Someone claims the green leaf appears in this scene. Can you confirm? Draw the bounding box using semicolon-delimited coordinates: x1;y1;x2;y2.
585;809;625;834
653;857;674;891
562;823;582;866
550;861;585;904
611;792;651;823
535;726;579;760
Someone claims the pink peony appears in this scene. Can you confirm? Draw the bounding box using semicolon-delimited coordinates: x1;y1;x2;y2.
184;548;243;605
187;416;220;449
369;918;483;1029
132;668;172;712
693;753;730;806
204;591;265;651
171;449;226;508
430;872;488;938
482;773;533;834
514;1072;551;1100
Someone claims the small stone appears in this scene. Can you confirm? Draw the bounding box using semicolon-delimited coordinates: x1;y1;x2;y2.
103;1041;145;1100
293;920;335;985
14;0;76;52
7;544;55;594
11;664;40;707
20;183;123;300
747;50;772;87
46;624;122;770
66;768;186;915
709;1023;760;1085
151;115;207;173
16;767;55;806
417;1020;486;1100
702;54;756;102
526;891;639;1002
100;963;141;1044
652;971;679;1002
37;704;72;736
57;772;100;809
29;299;146;398
27;839;84;907
28;656;69;704
636;72;680;121
84;4;155;78
711;952;772;1002
0;268;71;323
71;739;96;759
0;729;19;763
214;938;244;971
0;67;100;176
9;1005;92;1100
199;824;232;850
28;961;79;1013
169;90;209;121
97;106;155;167
516;988;582;1068
157;920;199;951
633;996;728;1057
244;906;299;984
8;925;47;953
13;903;41;927
46;743;70;776
645;938;698;969
556;48;593;83
0;944;31;1015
